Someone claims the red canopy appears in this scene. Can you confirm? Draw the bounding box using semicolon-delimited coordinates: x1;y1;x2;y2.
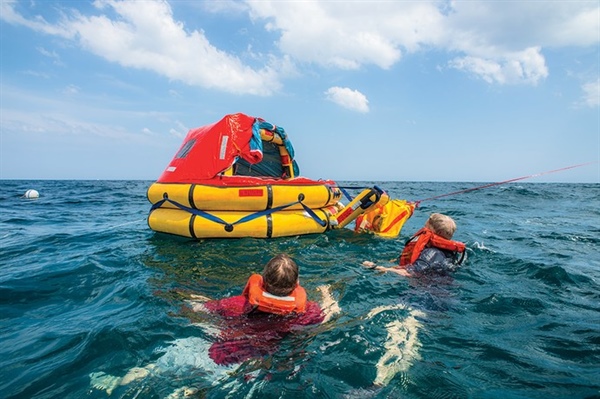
157;113;262;183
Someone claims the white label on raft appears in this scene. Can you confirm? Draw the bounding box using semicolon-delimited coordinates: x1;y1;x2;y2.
219;136;229;160
166;166;176;172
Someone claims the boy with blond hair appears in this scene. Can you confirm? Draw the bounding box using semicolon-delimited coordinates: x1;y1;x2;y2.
363;213;466;276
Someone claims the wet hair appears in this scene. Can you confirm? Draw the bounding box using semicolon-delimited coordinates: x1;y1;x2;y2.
262;254;299;296
426;213;457;239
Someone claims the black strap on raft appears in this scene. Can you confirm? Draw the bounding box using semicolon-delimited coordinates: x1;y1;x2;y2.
360;185;383;209
151;195;225;225
335;185;384;205
338;186;354;202
150;194;327;231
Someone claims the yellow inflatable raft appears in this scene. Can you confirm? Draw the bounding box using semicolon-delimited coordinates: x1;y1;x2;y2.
147;113;391;239
148;186;388;239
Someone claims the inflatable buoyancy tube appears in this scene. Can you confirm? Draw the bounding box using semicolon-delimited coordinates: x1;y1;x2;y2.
399;228;466;266
242;274;307;315
148;208;331;239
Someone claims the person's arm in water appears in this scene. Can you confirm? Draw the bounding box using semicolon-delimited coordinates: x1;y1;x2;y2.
363;246;459;277
316;284;340;323
362;261;412;276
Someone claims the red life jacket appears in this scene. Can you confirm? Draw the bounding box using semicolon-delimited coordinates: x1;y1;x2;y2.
399;228;466;267
242;274;307;315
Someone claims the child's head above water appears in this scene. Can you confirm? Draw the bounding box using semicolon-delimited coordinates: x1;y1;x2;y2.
262;254;299;297
425;213;457;240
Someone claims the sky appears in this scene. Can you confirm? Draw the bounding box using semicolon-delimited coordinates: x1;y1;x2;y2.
1;0;599;183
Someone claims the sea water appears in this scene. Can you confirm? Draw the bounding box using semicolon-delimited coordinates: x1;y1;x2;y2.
1;180;599;399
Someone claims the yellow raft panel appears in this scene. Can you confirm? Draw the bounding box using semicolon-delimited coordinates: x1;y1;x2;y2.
148;208;332;239
147;182;342;211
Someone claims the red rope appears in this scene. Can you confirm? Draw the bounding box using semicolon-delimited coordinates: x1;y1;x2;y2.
413;162;596;207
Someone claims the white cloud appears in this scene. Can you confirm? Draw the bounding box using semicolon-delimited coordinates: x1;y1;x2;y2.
581;79;600;108
246;1;596;85
22;70;51;79
0;0;73;36
2;0;598;90
444;2;599;50
62;84;80;95
2;0;281;95
440;3;596;85
3;108;129;140
169;120;189;138
325;87;369;113
247;2;443;69
36;46;64;66
201;0;248;15
449;47;548;85
0;84;174;142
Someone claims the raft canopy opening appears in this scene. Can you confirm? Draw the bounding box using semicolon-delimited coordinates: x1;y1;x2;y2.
234;140;290;178
157;113;299;184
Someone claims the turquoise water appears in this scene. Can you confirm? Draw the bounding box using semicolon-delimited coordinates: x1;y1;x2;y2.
1;180;599;399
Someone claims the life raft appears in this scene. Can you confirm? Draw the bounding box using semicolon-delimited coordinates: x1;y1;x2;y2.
147;113;389;239
148;185;386;239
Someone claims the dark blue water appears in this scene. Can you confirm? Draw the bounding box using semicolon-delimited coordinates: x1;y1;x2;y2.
1;180;599;399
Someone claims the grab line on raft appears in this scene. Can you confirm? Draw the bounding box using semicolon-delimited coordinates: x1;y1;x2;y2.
150;196;327;229
413;162;596;207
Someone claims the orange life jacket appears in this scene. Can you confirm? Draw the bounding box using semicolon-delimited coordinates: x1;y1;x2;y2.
399;228;466;267
242;274;307;315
